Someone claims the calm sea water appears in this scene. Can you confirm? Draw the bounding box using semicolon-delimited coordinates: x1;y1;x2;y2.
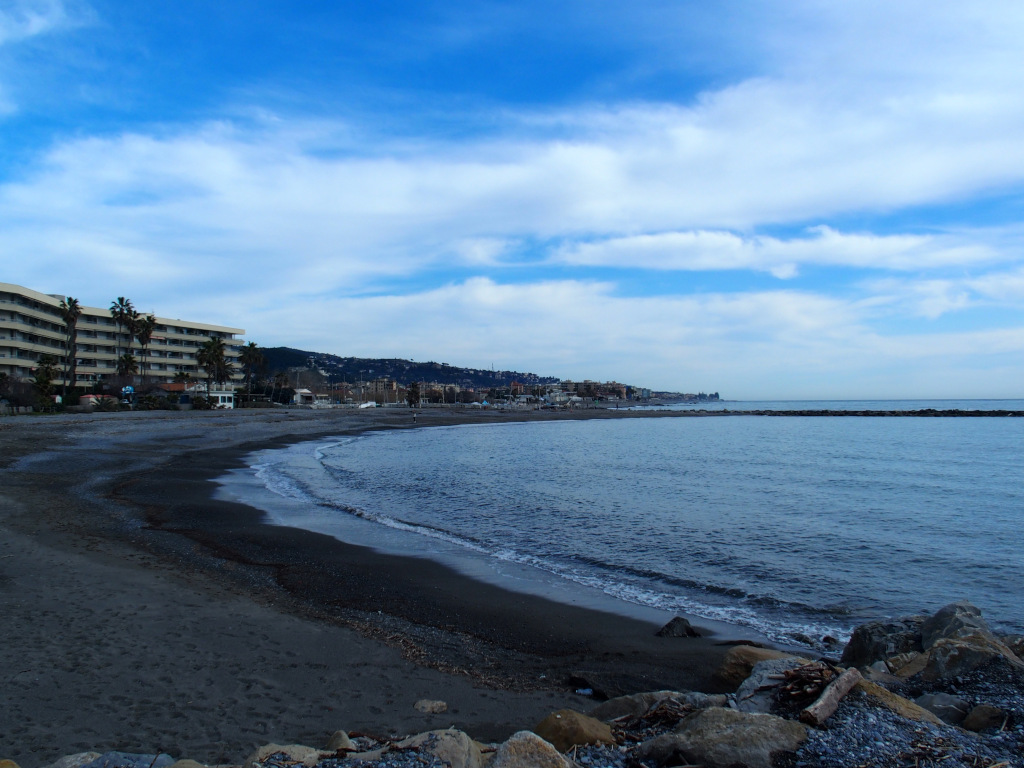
217;401;1024;646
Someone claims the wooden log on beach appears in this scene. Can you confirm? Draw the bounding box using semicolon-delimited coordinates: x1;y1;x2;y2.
799;667;863;726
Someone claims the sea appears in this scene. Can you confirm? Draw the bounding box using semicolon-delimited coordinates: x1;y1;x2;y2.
215;400;1024;648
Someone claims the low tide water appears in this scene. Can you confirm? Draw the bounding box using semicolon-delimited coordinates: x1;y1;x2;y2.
216;401;1024;646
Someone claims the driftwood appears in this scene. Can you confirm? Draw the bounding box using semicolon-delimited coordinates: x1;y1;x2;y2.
799;667;863;726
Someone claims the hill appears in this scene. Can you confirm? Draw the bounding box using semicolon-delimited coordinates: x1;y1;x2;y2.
260;347;561;389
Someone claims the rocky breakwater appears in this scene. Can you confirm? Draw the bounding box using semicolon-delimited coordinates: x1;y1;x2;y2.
5;602;1022;768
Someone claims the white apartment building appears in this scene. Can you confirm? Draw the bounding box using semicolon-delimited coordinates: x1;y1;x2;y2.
0;282;245;387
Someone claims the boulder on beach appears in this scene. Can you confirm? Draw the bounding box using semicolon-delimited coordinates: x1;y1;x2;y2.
713;644;811;690
533;709;614;752
963;704;1006;732
734;658;809;714
589;690;728;722
414;698;449;714
324;730;353;752
395;729;484;768
920;600;990;647
656;616;702;637
923;632;1023;680
1001;634;1024;658
839;615;926;668
915;692;969;725
635;707;808;768
489;731;575;768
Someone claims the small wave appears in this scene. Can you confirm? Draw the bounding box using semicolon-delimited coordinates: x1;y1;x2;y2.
252;462;312;502
313;438;358;462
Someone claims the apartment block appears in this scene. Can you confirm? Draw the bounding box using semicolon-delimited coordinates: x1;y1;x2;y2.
0;282;245;387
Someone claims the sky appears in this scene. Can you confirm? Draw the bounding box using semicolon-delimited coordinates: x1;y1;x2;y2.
2;1;1024;398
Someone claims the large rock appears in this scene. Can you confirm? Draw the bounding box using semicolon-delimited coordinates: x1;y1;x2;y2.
394;729;484;768
713;645;811;690
893;652;930;678
921;601;992;647
324;730;353;752
963;704;1006;732
1000;634;1024;658
589;690;728;722
922;632;1024;680
840;615;925;668
635;707;807;768
533;709;614;752
414;698;448;714
735;658;811;714
489;731;575;768
853;680;943;725
915;693;968;725
656;616;701;637
243;744;321;768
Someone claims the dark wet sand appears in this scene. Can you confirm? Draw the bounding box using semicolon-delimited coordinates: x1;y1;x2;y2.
0;408;733;767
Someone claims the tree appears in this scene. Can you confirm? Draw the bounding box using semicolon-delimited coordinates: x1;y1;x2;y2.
109;297;135;359
406;381;421;408
269;371;289;404
32;354;60;404
126;309;140;355
196;337;232;394
134;314;157;382
169;369;191;403
59;296;82;398
239;341;264;390
116;353;139;378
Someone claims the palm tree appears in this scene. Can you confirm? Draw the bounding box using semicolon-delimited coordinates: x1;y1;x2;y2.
59;296;82;398
239;342;264;390
109;297;134;359
134;314;157;383
116;353;139;378
196;337;228;395
126;309;140;355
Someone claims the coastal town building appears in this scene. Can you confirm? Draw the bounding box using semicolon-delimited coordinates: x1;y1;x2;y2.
369;377;398;403
0;282;245;388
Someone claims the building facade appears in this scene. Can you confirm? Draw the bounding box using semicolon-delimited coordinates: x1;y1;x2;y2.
0;282;245;387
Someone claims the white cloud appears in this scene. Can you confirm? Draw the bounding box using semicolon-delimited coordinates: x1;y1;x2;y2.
555;227;999;277
865;266;1024;319
3;97;1023;301
0;0;70;45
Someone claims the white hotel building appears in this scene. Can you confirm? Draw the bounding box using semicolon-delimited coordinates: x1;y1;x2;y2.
0;282;245;387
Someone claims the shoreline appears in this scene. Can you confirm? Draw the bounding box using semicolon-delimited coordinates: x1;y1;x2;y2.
1;408;737;767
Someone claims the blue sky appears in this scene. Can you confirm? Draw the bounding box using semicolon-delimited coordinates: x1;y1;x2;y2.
3;1;1024;397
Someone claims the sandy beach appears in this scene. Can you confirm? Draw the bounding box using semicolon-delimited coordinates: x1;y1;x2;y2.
0;408;734;767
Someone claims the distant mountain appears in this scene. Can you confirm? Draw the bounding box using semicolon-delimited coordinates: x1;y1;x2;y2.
260;347;561;389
